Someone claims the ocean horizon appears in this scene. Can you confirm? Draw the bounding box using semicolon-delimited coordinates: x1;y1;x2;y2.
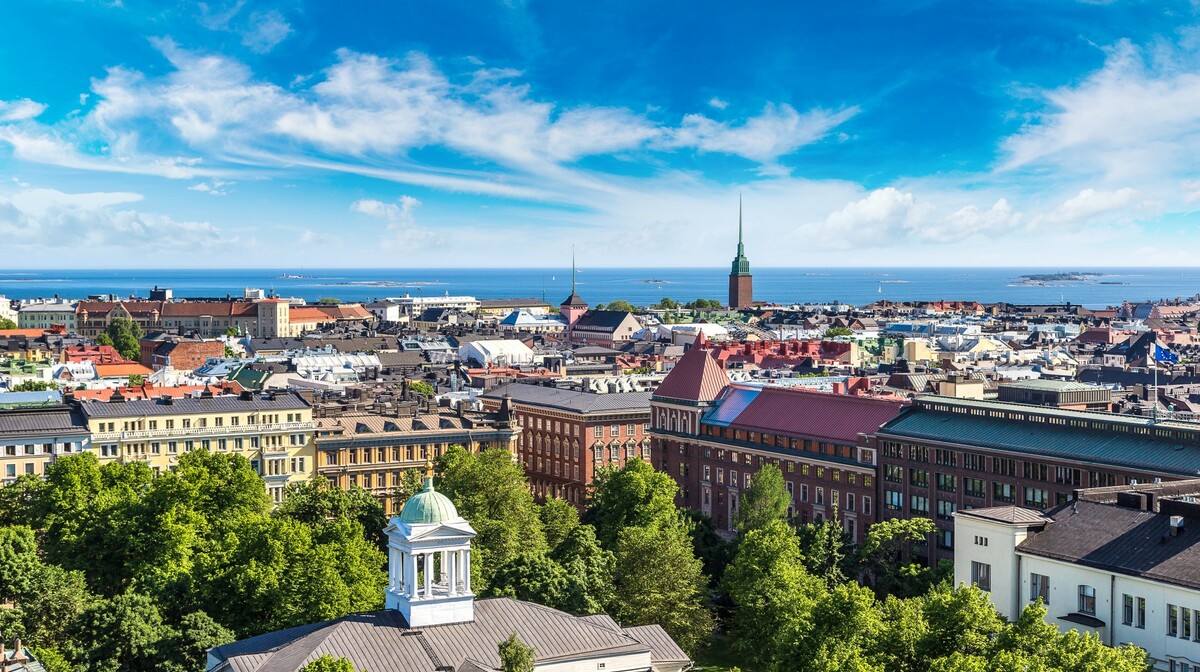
2;267;1198;309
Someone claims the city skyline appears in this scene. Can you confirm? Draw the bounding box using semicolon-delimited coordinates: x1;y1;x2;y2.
3;1;1200;267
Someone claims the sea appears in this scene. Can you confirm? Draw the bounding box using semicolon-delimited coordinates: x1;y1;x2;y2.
1;268;1198;309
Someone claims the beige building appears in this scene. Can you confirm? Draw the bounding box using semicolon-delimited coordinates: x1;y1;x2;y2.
0;405;91;484
76;389;317;503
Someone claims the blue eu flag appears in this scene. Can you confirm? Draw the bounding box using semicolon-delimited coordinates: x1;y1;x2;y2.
1153;344;1180;364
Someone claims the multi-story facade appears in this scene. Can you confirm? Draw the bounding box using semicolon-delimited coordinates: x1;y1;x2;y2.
954;480;1200;672
480;383;653;505
651;347;904;542
75;390;317;503
17;299;77;331
0;405;90;483
74;299;370;339
314;405;519;516
874;396;1200;565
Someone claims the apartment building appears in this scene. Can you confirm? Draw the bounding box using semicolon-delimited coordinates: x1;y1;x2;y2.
314;403;519;515
954;480;1200;672
480;383;653;505
75;389;317;503
0;405;90;483
873;396;1200;565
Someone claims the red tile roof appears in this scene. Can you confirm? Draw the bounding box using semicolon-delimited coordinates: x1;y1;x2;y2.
653;348;730;402
728;386;908;444
73;381;244;401
94;363;155;378
0;329;49;338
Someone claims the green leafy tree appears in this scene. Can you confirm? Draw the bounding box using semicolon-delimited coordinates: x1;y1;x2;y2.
128;373;145;387
487;552;569;608
658;297;678;309
0;474;45;527
223;326;240;338
76;590;175;672
276;479;387;549
223;345;237;358
299;654;359;672
612;519;714;656
603;300;636;313
108;317;144;362
391;468;426;512
550;524;615;615
17;563;93;653
797;511;851;586
682;509;735;587
10;380;55;392
408;380;435;397
27;647;73;672
95;333;114;347
854;517;939;597
538;497;579;550
585;459;678;549
317;297;343;305
437;447;546;590
159;611;235;672
822;327;854;338
722;519;826;670
499;631;535;672
0;317;16;329
734;463;789;534
0;525;40;601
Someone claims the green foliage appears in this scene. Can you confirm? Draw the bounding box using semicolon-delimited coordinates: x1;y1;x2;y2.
602;299;636;313
437;446;546;590
76;590;172;672
613;519;714;656
585;459;678;548
276;478;387;549
0;525;40;600
822;326;854;338
538;497;579;550
107;317;144;361
408;380;435;397
299;654;359;672
10;380;55;392
317;297;343;305
224;345;237;358
27;647;73;672
499;631;535;672
95;333;114;347
18;564;92;653
734;463;789;534
487;552;569;608
390;468;426;512
854;517;940;597
550;524;615;615
658;297;679;309
0;317;16;329
223;326;240;338
682;509;736;586
128;373;145;387
797;512;850;586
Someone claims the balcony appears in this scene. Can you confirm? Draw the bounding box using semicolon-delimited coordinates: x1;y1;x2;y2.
93;421;317;442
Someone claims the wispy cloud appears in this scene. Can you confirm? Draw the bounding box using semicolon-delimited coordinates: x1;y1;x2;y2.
242;10;292;53
0;98;47;122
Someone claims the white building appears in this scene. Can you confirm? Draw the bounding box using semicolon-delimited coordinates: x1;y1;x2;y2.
0;297;17;325
207;469;691;672
17;299;77;331
954;481;1200;672
386;293;481;316
458;339;535;367
366;300;405;323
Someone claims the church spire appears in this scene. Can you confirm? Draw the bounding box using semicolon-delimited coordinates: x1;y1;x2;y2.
737;191;744;256
571;245;577;295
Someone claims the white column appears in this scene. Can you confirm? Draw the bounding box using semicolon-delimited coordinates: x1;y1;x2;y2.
448;550;457;596
424;553;433;598
407;553;418;598
396;552;404;592
463;550;471;593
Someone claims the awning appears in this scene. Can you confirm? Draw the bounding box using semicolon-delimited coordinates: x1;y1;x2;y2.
1059;612;1106;629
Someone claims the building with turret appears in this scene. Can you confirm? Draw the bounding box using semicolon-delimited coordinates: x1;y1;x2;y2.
728;195;753;309
206;465;691;672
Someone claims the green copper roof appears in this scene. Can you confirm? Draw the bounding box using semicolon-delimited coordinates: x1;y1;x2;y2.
399;477;459;524
730;193;750;276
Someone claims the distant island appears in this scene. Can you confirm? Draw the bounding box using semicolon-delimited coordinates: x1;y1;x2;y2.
1014;272;1105;285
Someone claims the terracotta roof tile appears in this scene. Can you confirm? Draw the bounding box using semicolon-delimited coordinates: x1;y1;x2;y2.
652;348;729;402
727;386;907;444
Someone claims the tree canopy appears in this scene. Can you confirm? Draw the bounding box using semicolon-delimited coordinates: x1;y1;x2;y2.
107;317;144;361
499;631;535;672
734;463;789;534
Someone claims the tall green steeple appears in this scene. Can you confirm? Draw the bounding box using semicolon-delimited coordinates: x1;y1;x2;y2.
731;192;750;276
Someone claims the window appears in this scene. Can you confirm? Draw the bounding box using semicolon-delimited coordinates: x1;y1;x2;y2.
1024;487;1049;509
884;465;903;482
703;465;711;482
863;496;872;516
610;424;619;437
884;490;903;510
909;495;929;514
1123;594;1134;626
1170;604;1180;637
1184;607;1193;640
1137;597;1146;629
1077;585;1096;615
909;468;929;487
936;473;957;493
936;499;957;520
993;482;1015;503
627;423;635;436
1032;574;1050;605
846;492;855;512
937;529;953;550
971;562;991;591
964;478;986;498
815;487;825;506
593;426;602;438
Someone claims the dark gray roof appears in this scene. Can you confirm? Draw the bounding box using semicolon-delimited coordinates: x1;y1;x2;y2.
211;598;665;672
1018;500;1200;590
0;406;89;438
78;391;310;418
622;625;690;665
955;506;1051;525
484;383;651;415
574;310;635;329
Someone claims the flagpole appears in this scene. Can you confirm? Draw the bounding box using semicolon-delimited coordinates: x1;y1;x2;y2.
1151;337;1158;424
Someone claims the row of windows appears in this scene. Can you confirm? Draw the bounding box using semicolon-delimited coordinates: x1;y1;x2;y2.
2;442;77;456
880;441;1126;488
884;484;1065;511
98;412;303;433
325;443;458;466
1167;604;1200;642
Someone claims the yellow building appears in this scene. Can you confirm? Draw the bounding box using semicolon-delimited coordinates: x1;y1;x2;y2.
0;405;91;484
76;389;317;503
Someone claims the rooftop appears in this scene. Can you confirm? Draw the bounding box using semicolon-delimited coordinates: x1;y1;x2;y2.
484;383;651;415
77;391;310;418
652;347;730;403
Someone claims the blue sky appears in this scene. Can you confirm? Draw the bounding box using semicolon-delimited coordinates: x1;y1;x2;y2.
1;0;1199;267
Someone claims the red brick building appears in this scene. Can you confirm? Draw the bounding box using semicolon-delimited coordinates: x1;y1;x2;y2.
728;199;753;309
140;336;225;372
481;383;652;505
650;347;907;542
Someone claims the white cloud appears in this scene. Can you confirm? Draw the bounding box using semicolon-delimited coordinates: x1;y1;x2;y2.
708;97;728;110
242;10;292;53
188;179;232;195
0;98;47;122
1038;187;1142;226
0;187;233;251
669;103;860;163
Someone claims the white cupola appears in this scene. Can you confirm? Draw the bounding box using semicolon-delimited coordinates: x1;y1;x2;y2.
384;465;477;627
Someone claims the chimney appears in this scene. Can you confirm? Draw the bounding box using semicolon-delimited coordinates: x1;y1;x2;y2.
1171;515;1185;537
